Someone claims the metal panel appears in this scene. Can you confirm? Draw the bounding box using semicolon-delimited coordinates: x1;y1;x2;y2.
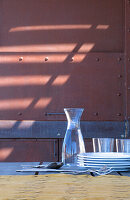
1;0;124;52
0;139;58;162
0;53;125;121
0;0;125;121
125;0;130;119
0;120;126;138
0;1;3;46
0;0;127;162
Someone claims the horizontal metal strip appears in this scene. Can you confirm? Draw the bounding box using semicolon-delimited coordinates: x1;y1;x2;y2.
0;120;129;139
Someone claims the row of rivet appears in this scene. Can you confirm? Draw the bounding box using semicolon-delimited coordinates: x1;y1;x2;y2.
17;53;123;117
17;112;122;116
89;112;122;117
18;57;123;62
19;57;49;62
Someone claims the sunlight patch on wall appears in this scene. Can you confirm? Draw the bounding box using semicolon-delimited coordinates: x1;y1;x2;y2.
52;75;70;86
17;121;35;129
96;25;109;30
0;44;77;52
71;54;86;63
9;24;92;32
0;121;17;129
0;75;51;86
34;98;52;108
78;43;95;52
0;147;14;160
0;98;34;109
0;120;36;129
0;54;68;63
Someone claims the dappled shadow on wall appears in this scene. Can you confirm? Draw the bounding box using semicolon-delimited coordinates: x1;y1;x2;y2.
0;0;124;123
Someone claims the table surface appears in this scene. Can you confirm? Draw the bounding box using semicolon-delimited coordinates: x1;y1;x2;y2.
0;162;130;176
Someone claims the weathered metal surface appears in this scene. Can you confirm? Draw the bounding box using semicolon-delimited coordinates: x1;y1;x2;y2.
0;53;125;121
1;0;123;52
0;120;127;139
0;139;58;162
125;0;130;119
0;0;127;162
0;0;125;121
0;1;3;45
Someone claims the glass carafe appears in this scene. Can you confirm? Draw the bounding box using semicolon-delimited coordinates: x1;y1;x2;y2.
62;108;85;165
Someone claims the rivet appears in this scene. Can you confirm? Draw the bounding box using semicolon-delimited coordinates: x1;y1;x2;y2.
118;74;122;78
57;133;61;136
128;28;130;32
117;113;121;116
45;57;49;61
117;57;122;62
19;57;23;61
18;112;22;116
117;93;121;96
128;58;130;62
121;134;125;138
70;57;74;62
96;58;100;62
94;112;98;116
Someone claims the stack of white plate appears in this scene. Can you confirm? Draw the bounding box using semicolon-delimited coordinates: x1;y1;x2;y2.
77;152;130;171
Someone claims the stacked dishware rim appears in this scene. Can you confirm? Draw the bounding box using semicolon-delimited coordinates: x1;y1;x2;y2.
77;138;130;172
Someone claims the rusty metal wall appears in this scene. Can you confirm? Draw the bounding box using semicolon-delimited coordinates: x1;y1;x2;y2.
0;0;125;121
0;0;124;51
0;53;125;121
0;0;129;161
0;139;58;162
0;120;126;139
125;0;130;120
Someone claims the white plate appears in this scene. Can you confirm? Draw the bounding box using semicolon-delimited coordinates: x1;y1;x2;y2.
77;161;130;167
78;152;130;159
77;159;130;165
77;163;130;171
78;158;130;163
77;158;130;162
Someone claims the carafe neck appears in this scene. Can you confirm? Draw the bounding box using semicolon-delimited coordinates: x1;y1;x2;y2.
64;108;83;129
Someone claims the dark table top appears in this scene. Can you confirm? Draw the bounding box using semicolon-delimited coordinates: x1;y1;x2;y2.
0;162;130;176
